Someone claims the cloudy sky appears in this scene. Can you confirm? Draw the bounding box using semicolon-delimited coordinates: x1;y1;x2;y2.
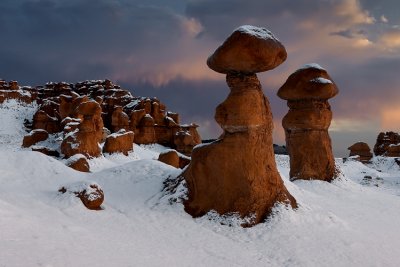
1;0;400;156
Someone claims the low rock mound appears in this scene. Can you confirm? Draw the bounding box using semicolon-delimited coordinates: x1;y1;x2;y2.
59;182;104;210
348;142;373;163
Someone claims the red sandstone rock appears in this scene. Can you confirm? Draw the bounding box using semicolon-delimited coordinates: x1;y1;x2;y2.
348;142;373;163
66;154;90;172
61;100;104;158
373;132;400;157
22;129;49;148
103;130;134;155
207;25;287;74
174;130;196;156
278;63;338;181
277;63;339;101
158;149;180;168
59;182;104;210
3;79;200;156
134;115;156;144
79;184;104;210
151;101;166;125
182;27;296;226
178;154;191;169
111;106;129;132
32;110;60;133
129;109;146;129
8;81;19;90
167;112;180;124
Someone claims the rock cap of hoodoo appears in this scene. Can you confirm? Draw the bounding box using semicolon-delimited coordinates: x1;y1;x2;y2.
348;142;371;152
207;25;287;74
277;63;339;100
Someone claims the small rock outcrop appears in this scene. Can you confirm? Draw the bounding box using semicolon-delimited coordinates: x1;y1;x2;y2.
373;132;400;157
66;154;90;172
158;149;180;168
103;130;134;155
348;142;373;163
182;25;297;226
278;63;338;182
59;182;104;210
22;129;49;148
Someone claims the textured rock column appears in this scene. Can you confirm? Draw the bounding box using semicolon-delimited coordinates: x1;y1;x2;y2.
182;25;297;225
278;64;338;182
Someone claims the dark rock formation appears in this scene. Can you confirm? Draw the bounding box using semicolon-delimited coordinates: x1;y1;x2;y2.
31;146;60;157
182;25;297;226
22;129;49;148
278;63;338;182
348;142;373;163
373;132;400;157
273;144;288;155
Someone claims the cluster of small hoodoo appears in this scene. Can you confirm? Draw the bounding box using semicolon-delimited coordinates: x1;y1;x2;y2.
277;64;338;182
373;132;400;157
182;25;297;226
11;79;201;172
347;132;400;163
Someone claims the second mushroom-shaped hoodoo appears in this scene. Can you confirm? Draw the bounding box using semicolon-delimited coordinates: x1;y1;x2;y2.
181;25;297;226
278;64;338;182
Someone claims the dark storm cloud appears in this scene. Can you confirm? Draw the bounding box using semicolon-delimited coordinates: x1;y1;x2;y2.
0;0;193;84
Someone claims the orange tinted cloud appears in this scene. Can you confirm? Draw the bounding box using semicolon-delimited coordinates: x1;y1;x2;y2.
381;106;400;131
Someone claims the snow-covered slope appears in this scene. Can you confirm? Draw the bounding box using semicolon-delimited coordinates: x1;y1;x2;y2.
2;100;400;267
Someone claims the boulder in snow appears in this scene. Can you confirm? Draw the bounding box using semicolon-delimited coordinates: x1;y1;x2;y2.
22;129;49;148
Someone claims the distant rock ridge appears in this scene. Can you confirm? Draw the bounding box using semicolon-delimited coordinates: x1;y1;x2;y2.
0;78;201;167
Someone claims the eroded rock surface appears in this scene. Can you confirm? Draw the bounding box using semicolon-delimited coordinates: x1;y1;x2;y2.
278;64;338;182
8;79;200;158
182;26;296;226
374;132;400;157
103;129;134;155
348;142;373;163
158;149;180;168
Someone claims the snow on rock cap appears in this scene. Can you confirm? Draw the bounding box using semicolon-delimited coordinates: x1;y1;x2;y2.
277;63;339;100
207;25;287;74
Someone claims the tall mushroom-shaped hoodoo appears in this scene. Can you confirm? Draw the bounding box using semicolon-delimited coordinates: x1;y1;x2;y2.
278;64;339;181
181;25;297;226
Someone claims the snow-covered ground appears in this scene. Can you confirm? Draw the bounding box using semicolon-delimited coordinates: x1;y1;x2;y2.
2;100;400;267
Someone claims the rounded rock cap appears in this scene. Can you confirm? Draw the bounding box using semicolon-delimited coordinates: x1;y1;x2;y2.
348;142;371;151
207;25;287;74
277;63;339;100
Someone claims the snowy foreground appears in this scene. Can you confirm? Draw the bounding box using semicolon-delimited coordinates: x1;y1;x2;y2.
2;101;400;267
